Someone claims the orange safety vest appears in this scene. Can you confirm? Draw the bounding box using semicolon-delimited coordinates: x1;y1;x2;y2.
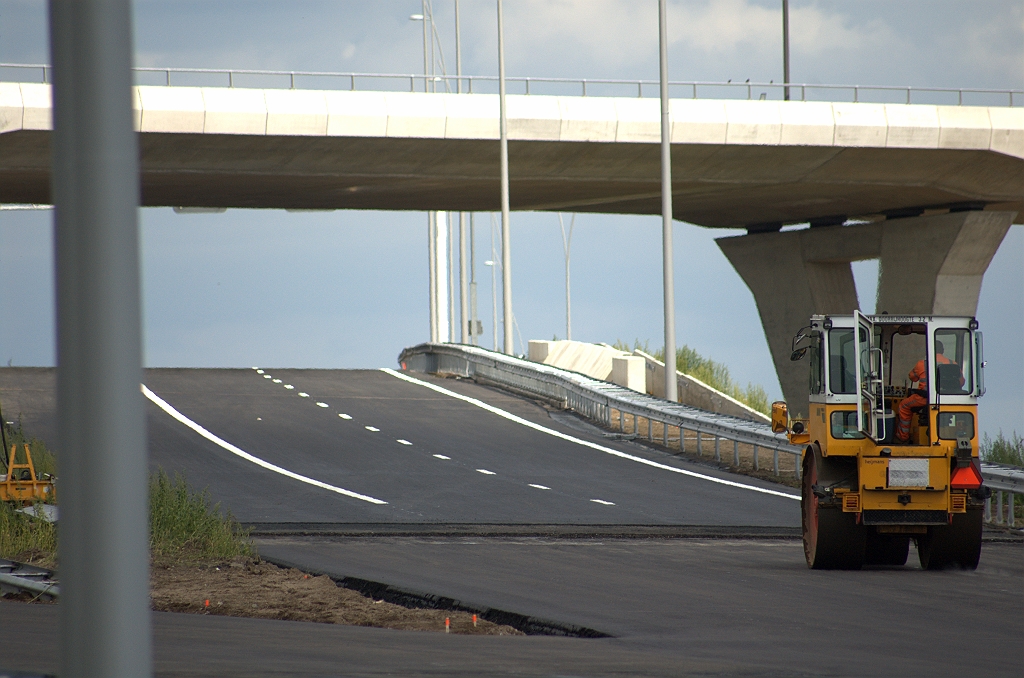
908;353;952;390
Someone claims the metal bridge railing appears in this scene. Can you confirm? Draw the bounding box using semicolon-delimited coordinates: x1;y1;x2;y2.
2;62;1020;107
400;342;805;479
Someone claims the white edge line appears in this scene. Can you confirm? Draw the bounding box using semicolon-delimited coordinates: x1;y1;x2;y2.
142;384;387;505
381;368;799;501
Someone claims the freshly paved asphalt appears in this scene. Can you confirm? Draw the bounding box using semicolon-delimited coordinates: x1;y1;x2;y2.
2;367;1021;676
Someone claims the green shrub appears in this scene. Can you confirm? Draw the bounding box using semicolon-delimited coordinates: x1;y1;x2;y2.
981;431;1024;468
613;339;771;415
149;469;254;562
0;502;57;566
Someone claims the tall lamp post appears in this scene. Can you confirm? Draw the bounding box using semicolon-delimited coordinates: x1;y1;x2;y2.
496;0;513;355
658;0;678;402
456;0;469;343
782;0;791;101
411;8;438;341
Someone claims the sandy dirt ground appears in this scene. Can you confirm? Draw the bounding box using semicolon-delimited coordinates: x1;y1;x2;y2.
149;557;523;635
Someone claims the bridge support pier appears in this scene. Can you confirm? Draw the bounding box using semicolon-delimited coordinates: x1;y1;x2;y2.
717;210;1014;417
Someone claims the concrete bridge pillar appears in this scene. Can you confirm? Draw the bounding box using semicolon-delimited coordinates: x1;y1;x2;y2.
717;211;1014;418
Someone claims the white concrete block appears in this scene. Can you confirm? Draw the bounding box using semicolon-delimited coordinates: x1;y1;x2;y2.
670;99;727;144
202;87;267;135
528;340;553;363
611;355;646;392
884;104;940;148
132;87;142;131
779;101;835;146
506;95;561;140
936;105;991;150
443;93;499;140
614;97;660;143
265;89;327;136
724;100;782;145
19;83;51;131
137;85;205;133
384;92;446;138
832;102;887;147
325;90;388;137
988;107;1024;160
0;82;23;133
558;96;617;142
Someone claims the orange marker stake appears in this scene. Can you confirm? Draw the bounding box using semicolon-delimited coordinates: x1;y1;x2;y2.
204;599;210;609
472;614;478;627
445;617;450;633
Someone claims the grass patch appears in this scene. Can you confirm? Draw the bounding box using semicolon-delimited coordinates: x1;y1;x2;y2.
150;469;255;563
614;339;771;415
0;501;58;567
981;430;1023;468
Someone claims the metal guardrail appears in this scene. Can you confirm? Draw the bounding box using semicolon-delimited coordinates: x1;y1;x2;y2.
980;463;1023;528
0;557;59;599
2;62;1020;107
399;342;804;478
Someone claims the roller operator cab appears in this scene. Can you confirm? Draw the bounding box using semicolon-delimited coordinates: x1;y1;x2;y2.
772;312;989;570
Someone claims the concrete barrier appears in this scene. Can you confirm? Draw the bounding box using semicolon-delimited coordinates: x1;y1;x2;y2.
633;350;770;424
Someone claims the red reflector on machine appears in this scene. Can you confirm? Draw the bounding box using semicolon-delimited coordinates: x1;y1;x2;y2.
950;464;983;490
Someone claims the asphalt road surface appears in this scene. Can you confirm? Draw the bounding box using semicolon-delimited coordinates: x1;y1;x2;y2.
2;367;1020;677
1;367;800;526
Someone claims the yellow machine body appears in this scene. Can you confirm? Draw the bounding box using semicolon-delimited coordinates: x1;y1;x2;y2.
1;443;55;505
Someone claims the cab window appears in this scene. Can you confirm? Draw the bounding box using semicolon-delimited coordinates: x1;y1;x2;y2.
934;329;973;395
828;329;856;394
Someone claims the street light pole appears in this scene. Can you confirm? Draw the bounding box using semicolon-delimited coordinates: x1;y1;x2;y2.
782;0;790;101
658;0;678;402
50;1;152;675
456;0;469;343
496;0;513;355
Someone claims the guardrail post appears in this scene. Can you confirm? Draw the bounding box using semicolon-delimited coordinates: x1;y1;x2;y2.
753;444;759;471
662;422;668;446
647;417;652;442
996;491;1003;525
714;436;720;462
773;449;779;476
794;451;801;479
1009;493;1015;527
696;431;702;456
619;410;624;432
985;495;992;522
733;440;739;466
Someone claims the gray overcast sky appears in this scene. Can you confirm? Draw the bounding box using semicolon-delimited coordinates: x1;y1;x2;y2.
0;1;1022;437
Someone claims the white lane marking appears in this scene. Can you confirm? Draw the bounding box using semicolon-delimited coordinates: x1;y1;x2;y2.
433;454;451;460
255;369;264;374
299;392;310;398
365;426;380;432
397;439;413;445
476;469;496;475
316;402;329;408
273;379;282;383
529;483;551;490
256;417;262;421
284;384;294;390
263;375;272;379
141;384;387;505
381;368;799;501
338;413;352;420
591;499;615;506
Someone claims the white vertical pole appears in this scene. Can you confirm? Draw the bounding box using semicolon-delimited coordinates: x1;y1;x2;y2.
436;211;450;342
497;0;513;355
782;0;791;101
428;211;437;342
659;0;678;402
50;1;152;675
456;0;469;344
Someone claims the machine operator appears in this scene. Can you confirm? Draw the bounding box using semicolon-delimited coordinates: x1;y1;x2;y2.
895;340;958;443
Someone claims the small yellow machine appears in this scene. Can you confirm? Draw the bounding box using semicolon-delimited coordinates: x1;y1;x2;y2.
1;443;55;504
774;312;988;570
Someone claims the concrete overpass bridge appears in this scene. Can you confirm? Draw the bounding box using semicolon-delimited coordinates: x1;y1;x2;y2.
1;67;1021;411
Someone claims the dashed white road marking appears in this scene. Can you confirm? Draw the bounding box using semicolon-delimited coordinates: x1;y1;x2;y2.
476;469;496;475
141;384;387;505
590;499;615;506
299;392;310;398
433;454;451;460
338;413;352;420
263;375;272;379
273;379;282;383
255;369;264;374
316;402;329;408
529;484;551;490
381;367;799;501
284;384;294;390
397;439;413;445
365;426;380;432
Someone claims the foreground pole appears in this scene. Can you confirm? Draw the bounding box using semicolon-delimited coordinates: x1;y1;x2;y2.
50;1;152;676
658;0;678;402
497;0;513;355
